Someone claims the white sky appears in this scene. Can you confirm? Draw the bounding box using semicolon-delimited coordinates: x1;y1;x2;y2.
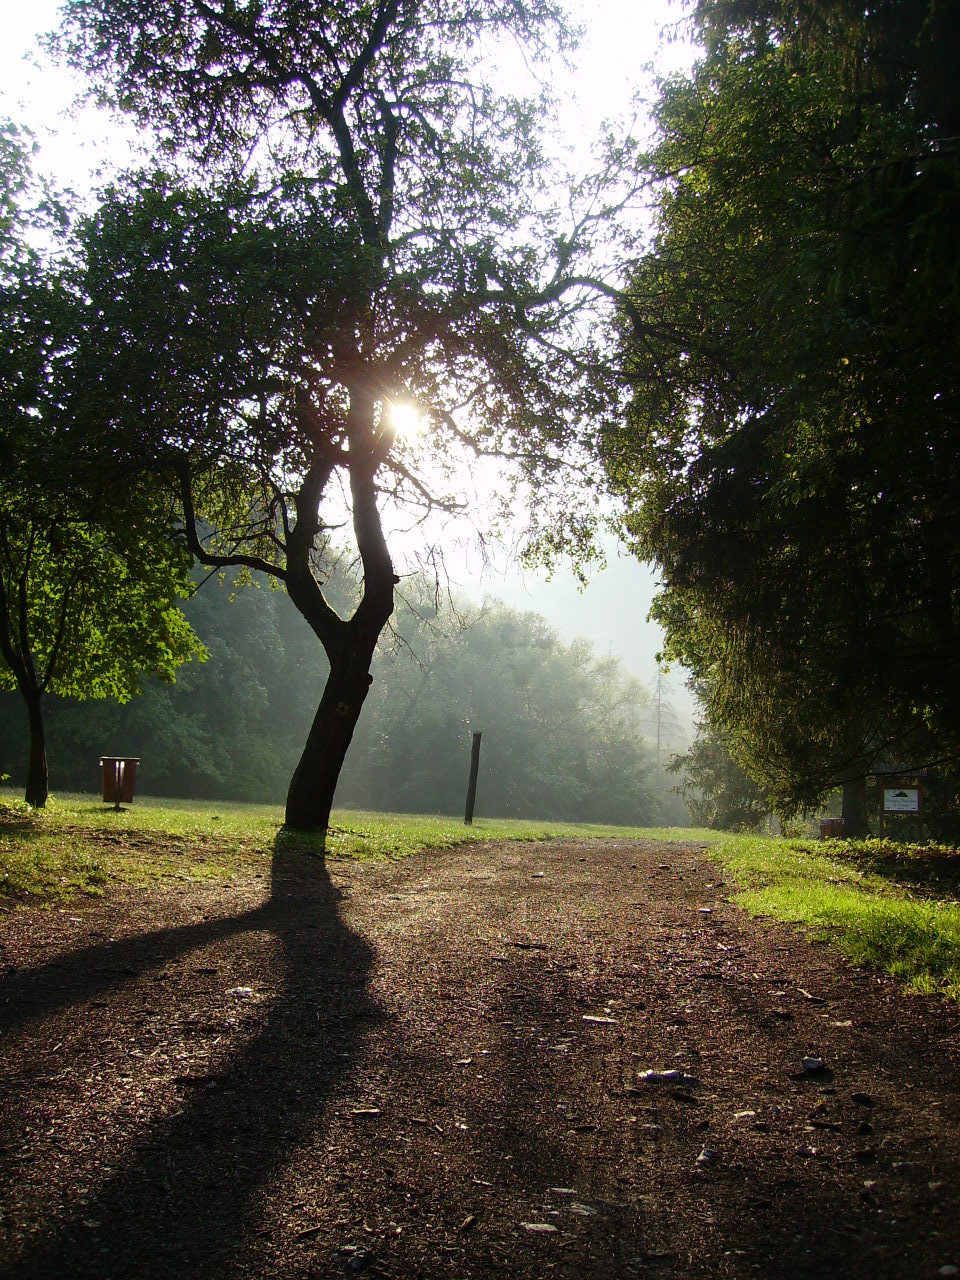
0;0;699;728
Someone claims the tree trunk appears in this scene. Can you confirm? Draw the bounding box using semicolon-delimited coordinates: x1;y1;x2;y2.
281;375;397;835
841;774;869;838
284;650;375;833
23;688;49;809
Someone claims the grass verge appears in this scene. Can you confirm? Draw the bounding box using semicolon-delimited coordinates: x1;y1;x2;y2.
711;834;960;1004
0;790;718;905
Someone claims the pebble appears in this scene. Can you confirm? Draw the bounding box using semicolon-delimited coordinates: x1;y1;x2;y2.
802;1056;826;1074
638;1069;699;1087
225;986;255;999
522;1222;558;1234
695;1146;718;1169
938;1267;959;1278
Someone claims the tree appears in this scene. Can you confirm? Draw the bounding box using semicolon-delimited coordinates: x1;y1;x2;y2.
606;0;960;827
340;590;658;823
0;124;201;807
1;577;659;824
56;0;631;833
669;714;770;832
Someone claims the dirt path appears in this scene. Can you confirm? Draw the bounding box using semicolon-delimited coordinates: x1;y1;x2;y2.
1;838;959;1279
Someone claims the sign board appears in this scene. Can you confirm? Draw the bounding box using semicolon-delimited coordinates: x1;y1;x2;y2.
883;788;920;814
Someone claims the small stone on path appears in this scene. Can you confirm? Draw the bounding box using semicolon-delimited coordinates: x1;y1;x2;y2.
638;1069;699;1087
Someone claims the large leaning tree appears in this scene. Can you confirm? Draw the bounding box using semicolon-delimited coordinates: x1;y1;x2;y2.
55;0;633;833
0;123;201;808
606;0;960;830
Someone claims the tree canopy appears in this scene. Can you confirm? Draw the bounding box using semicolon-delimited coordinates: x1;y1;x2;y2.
1;577;664;827
669;710;771;832
0;123;201;807
607;0;960;822
55;0;632;832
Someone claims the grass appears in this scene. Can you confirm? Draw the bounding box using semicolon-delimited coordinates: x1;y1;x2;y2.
0;789;718;904
711;833;960;1004
3;790;958;1005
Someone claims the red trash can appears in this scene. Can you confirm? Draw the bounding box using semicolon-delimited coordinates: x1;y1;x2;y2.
100;757;140;807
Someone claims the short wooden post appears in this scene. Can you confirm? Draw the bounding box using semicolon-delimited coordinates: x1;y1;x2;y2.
464;731;482;825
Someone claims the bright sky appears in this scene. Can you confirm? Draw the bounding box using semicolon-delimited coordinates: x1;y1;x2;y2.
0;1;699;728
1;0;695;185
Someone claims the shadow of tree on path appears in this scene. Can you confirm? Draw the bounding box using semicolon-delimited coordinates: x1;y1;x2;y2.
1;835;381;1279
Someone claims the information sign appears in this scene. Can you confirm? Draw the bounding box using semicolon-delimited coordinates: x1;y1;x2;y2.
883;788;920;814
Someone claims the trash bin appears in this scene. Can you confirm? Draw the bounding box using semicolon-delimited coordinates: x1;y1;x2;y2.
818;817;844;839
100;757;140;807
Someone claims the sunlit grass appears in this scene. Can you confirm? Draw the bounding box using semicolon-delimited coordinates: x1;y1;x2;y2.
712;834;960;1004
325;812;720;860
7;791;957;1005
0;789;718;905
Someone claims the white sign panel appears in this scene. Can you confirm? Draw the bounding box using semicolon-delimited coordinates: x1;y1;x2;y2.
883;788;919;813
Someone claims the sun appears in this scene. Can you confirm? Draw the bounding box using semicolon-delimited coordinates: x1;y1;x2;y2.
387;399;427;440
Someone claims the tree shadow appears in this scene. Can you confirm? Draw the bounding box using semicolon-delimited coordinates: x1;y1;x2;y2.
0;832;381;1278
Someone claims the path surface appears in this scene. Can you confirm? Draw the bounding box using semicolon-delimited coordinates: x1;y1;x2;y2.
1;838;959;1279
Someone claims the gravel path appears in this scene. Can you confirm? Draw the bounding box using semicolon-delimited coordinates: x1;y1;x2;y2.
1;837;959;1278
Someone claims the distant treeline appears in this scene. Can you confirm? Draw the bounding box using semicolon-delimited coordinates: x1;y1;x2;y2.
1;574;686;826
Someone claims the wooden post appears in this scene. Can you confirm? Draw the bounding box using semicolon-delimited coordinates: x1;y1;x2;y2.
464;731;482;826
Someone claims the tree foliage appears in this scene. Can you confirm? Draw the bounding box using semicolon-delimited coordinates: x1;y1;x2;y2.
0;124;201;807
608;0;960;817
55;0;631;832
669;715;770;832
1;580;660;826
343;587;658;823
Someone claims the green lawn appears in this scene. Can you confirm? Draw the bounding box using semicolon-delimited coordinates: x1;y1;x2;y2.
711;834;960;1004
5;792;957;1007
0;789;717;903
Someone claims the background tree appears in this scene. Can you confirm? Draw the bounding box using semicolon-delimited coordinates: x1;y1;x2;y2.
1;577;661;826
342;589;659;823
607;0;960;830
669;712;771;832
0;124;201;807
56;0;630;834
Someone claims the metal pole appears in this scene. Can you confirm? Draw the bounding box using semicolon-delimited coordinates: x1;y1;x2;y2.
464;731;482;825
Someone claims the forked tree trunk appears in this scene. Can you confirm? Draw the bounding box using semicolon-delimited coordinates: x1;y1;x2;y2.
841;774;869;838
23;688;49;809
284;646;376;833
279;378;397;835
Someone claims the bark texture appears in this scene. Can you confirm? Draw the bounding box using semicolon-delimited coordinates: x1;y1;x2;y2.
23;689;48;810
284;651;376;833
841;774;869;837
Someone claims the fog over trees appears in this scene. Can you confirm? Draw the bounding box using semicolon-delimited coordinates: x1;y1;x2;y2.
0;574;679;826
3;0;958;839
